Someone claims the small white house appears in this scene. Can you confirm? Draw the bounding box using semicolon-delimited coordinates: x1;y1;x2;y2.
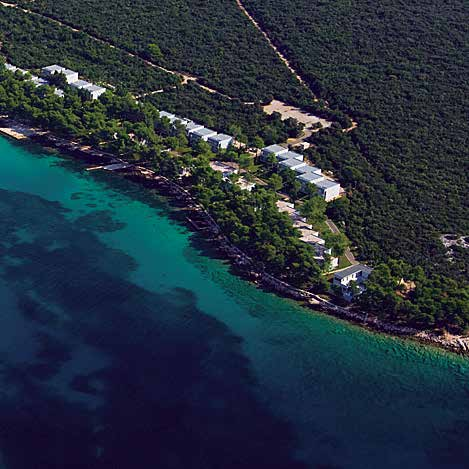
159;111;177;123
333;264;373;301
297;171;325;190
312;243;339;269
69;80;106;100
5;63;18;72
184;121;204;135
260;144;288;162
84;84;106;100
42;65;79;84
294;165;322;175
208;133;233;152
314;179;341;202
190;127;217;144
70;79;92;91
282;150;304;162
278;158;307;171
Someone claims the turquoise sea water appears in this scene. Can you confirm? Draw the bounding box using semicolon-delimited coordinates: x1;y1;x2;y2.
0;136;468;469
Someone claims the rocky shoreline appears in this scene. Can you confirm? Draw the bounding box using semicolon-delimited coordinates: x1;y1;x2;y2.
2;119;468;356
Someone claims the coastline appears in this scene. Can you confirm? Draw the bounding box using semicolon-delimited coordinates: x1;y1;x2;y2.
1;119;468;356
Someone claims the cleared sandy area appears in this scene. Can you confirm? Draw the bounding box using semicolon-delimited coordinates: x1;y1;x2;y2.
263;100;332;129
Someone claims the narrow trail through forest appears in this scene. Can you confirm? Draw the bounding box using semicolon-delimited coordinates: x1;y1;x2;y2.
235;0;307;88
235;0;358;132
1;0;356;130
0;1;243;102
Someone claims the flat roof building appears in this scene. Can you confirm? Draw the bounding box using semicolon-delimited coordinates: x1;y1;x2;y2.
261;144;288;162
208;133;233;152
159;111;177;123
185;121;204;134
70;79;92;90
41;65;79;84
314;179;341;202
84;84;106;100
278;158;307;171
297;172;325;187
190;127;217;143
282;150;304;162
294;165;322;176
333;264;373;301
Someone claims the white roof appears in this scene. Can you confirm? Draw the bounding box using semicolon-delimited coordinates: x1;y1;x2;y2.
279;158;306;170
294;165;322;175
192;127;217;138
70;79;92;89
334;264;373;280
159;111;177;121
42;64;64;73
185;121;204;132
314;179;340;189
263;144;288;155
42;65;77;76
85;84;106;93
283;150;304;161
209;133;233;143
297;172;324;183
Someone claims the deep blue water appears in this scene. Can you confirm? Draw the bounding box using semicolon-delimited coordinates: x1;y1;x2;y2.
0;136;469;469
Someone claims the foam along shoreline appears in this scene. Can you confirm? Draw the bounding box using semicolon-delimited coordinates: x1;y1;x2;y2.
1;119;468;356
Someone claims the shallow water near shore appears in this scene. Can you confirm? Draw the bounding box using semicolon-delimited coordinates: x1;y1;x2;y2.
0;135;469;469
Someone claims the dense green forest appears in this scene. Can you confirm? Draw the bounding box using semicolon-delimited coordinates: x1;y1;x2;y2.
0;6;178;92
0;5;309;145
14;0;310;104
242;0;469;282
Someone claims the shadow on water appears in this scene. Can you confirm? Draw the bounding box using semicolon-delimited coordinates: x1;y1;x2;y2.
0;188;308;469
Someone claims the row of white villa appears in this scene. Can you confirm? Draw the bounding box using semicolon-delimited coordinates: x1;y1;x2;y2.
5;63;107;100
276;200;339;269
276;196;373;300
5;63;64;97
42;65;106;100
261;144;341;202
159;111;234;154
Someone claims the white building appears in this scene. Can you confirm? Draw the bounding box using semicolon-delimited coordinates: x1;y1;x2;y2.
314;179;341;202
184;121;204;134
294;165;322;176
190;127;217;144
260;144;288;162
297;171;325;189
159;111;177;123
70;79;92;91
282;150;304;162
278;158;307;171
84;84;106;100
70;80;105;100
5;63;27;74
208;133;233;152
41;65;79;84
333;264;373;301
30;76;49;87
